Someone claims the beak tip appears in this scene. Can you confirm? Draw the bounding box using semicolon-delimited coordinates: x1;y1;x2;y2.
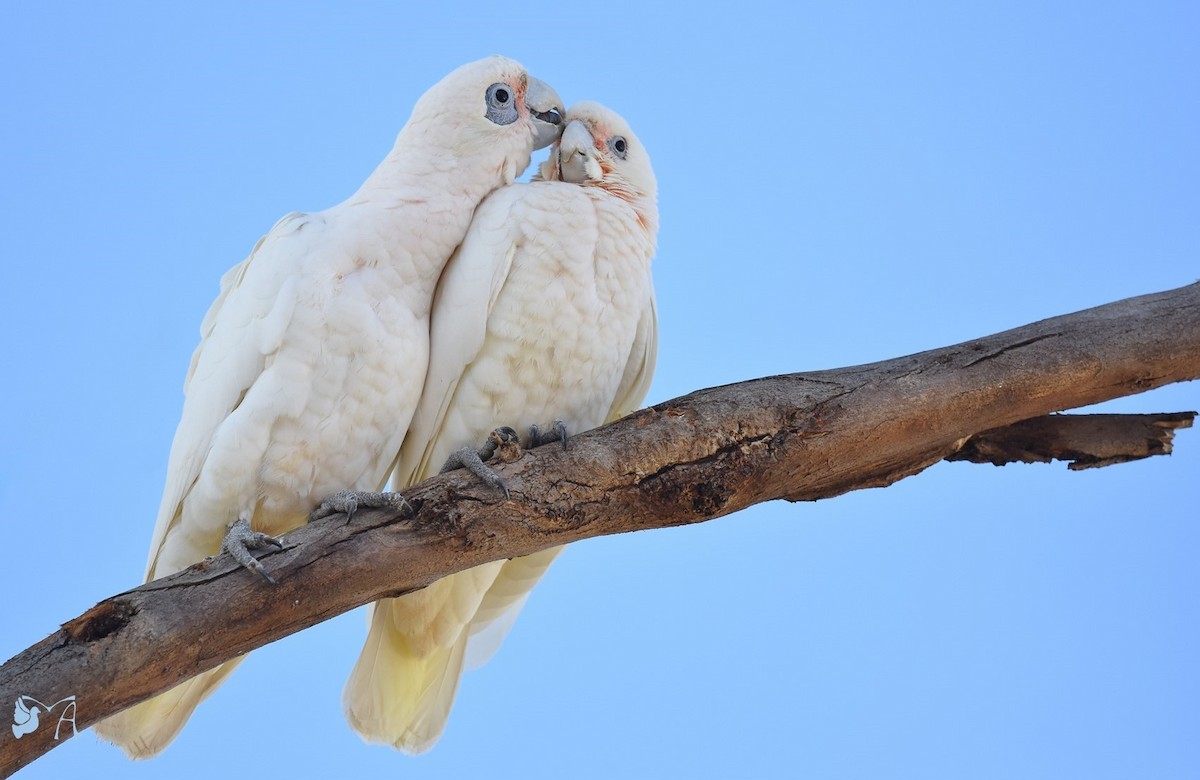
524;76;565;150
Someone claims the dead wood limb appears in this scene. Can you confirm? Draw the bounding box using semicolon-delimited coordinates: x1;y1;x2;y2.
948;412;1195;469
2;282;1199;776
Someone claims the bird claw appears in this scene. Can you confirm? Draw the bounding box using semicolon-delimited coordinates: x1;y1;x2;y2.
222;517;283;584
441;427;522;498
311;490;413;524
528;419;569;451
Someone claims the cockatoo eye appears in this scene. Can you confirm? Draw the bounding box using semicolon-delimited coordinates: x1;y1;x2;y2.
485;83;518;126
609;136;628;159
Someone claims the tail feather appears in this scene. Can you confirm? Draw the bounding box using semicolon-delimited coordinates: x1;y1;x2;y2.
92;657;245;759
343;600;468;754
466;546;562;669
343;552;558;751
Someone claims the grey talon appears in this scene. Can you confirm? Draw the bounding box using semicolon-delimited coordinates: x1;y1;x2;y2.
440;426;522;498
312;490;413;524
442;445;511;499
223;517;282;584
528;419;569;450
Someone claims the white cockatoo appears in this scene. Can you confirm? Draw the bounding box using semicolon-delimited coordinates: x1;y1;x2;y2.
343;101;659;753
93;55;563;759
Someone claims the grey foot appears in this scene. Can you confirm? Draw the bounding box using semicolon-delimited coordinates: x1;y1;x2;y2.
223;517;283;584
310;490;413;524
528;419;569;450
440;426;521;499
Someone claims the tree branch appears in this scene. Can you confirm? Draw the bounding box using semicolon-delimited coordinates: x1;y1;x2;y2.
3;282;1199;776
948;412;1195;469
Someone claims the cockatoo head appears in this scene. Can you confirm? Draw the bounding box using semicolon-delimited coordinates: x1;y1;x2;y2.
404;55;564;176
536;101;657;226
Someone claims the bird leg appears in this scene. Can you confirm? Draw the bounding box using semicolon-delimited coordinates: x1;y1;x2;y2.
310;490;413;524
440;426;522;498
222;516;284;584
527;418;569;450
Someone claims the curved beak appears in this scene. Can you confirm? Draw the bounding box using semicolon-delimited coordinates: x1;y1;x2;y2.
525;76;564;150
557;119;599;184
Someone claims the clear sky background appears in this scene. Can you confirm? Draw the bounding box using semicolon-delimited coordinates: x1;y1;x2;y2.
2;3;1197;778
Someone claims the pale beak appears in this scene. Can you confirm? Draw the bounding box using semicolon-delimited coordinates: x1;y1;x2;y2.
525;77;564;150
557;120;598;184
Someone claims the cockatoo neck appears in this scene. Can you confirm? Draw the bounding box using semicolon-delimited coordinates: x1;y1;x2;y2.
338;137;527;294
356;133;525;203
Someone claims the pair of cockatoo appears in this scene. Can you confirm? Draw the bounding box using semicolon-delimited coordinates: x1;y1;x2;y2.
93;55;659;758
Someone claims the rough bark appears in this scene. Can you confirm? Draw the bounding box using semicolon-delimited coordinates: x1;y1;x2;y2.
948;412;1194;469
2;282;1198;776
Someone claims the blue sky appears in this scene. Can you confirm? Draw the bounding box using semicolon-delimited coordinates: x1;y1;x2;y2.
2;2;1197;778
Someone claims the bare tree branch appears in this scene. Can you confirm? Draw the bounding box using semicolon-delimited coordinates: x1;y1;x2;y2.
948;412;1194;469
2;282;1198;777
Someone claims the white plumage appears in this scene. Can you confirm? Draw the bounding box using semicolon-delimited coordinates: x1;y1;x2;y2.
343;101;659;753
93;55;562;759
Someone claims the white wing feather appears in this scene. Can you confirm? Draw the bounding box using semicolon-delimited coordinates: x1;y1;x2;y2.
144;212;314;580
96;213;318;756
608;291;658;423
393;189;524;486
465;293;657;669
